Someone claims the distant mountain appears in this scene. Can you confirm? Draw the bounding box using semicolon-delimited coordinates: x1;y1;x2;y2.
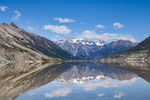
0;23;73;64
55;37;107;58
100;36;150;64
93;40;137;58
56;37;137;59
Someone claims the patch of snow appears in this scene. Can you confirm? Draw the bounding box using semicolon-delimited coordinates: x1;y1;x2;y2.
56;37;107;46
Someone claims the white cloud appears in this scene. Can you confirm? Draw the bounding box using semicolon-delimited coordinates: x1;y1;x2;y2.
44;25;71;34
56;35;60;38
97;93;105;97
54;18;75;23
27;26;34;31
144;33;149;36
0;6;8;12
119;78;137;85
82;82;101;91
13;10;21;20
114;91;124;98
78;30;136;42
113;22;124;29
96;24;105;29
81;80;120;91
29;92;35;96
45;87;71;98
81;78;136;91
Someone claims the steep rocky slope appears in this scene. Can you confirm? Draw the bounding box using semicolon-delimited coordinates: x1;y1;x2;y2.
0;23;73;64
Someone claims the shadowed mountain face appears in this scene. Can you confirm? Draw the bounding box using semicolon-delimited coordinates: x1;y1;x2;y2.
100;36;150;64
0;62;141;99
0;23;73;64
56;38;137;59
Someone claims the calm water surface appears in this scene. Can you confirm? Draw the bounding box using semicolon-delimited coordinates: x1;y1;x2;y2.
1;62;150;100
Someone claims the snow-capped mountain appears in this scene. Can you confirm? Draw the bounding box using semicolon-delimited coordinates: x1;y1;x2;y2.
56;37;107;46
55;37;107;58
55;37;137;59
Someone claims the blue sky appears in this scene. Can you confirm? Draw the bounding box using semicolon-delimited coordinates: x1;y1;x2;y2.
0;0;150;42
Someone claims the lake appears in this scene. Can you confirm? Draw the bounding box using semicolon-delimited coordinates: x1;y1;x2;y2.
0;62;150;100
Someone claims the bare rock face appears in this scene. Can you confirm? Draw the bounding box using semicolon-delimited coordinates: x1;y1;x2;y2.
0;23;73;65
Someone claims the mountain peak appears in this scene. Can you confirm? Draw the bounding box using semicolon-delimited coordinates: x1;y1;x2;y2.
1;22;19;28
10;22;18;28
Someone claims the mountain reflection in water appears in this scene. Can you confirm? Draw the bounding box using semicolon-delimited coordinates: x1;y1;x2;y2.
0;62;150;100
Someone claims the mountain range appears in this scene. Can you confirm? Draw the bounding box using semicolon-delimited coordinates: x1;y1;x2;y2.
56;37;137;59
